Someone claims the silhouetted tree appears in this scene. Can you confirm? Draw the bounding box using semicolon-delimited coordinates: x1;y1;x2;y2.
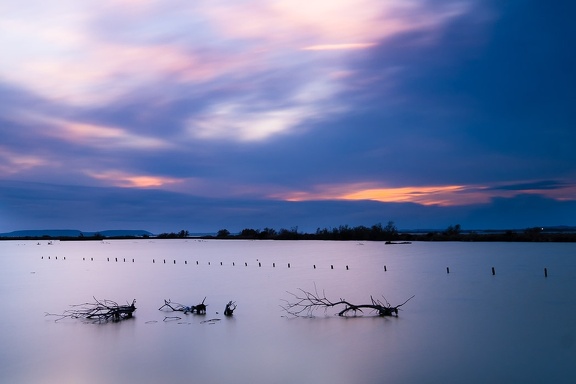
216;229;230;238
444;224;462;238
523;227;542;241
259;227;277;239
383;221;398;240
277;226;300;240
239;228;260;238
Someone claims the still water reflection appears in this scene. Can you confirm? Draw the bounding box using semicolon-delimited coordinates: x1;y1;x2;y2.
1;240;575;383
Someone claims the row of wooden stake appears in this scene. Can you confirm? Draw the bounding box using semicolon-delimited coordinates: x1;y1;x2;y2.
40;256;550;276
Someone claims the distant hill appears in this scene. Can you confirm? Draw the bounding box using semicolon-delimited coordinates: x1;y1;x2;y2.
83;230;154;237
0;229;153;238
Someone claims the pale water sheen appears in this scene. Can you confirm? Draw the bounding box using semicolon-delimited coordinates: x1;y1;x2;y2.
1;240;575;383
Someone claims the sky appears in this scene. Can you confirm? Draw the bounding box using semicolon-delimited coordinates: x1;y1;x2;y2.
1;0;575;234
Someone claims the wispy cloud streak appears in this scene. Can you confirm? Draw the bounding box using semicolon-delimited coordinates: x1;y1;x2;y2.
275;180;576;206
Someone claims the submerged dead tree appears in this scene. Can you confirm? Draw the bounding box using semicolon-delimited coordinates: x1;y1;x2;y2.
46;297;136;323
281;286;414;318
158;299;193;314
159;297;207;315
224;301;237;316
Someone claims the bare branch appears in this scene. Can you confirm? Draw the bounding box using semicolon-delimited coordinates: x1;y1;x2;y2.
158;297;208;315
281;287;414;318
158;299;193;314
46;298;136;323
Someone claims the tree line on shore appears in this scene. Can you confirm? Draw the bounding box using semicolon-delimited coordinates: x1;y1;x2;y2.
3;222;576;242
209;222;576;242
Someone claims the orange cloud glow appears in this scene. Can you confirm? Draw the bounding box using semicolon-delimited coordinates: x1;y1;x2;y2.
276;180;576;206
38;118;172;150
87;171;183;188
302;43;376;51
277;183;485;206
342;185;467;205
0;147;55;175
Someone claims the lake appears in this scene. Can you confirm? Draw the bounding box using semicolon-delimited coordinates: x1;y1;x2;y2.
1;240;575;383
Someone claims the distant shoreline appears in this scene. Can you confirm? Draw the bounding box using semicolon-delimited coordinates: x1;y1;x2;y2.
2;231;576;242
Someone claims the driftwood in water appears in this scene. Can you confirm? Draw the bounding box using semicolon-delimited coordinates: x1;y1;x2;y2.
193;297;207;314
224;301;237;316
46;297;136;323
159;297;207;315
281;286;414;318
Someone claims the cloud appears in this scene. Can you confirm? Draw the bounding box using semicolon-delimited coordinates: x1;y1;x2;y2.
2;0;575;233
86;170;185;188
271;179;576;207
302;43;377;51
275;183;466;205
42;118;173;150
1;180;574;233
1;0;477;143
489;180;569;191
0;146;56;176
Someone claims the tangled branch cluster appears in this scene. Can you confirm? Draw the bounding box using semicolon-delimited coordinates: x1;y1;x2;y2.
46;297;136;323
281;285;414;318
158;298;236;321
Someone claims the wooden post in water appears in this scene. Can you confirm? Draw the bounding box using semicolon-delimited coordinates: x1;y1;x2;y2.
346;265;349;270
544;267;548;277
288;263;291;268
446;267;450;274
492;267;496;275
331;265;334;270
384;265;387;271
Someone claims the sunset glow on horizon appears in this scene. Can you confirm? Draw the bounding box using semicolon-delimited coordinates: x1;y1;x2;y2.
275;182;576;207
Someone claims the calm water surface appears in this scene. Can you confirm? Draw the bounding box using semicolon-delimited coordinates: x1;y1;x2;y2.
1;240;575;383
